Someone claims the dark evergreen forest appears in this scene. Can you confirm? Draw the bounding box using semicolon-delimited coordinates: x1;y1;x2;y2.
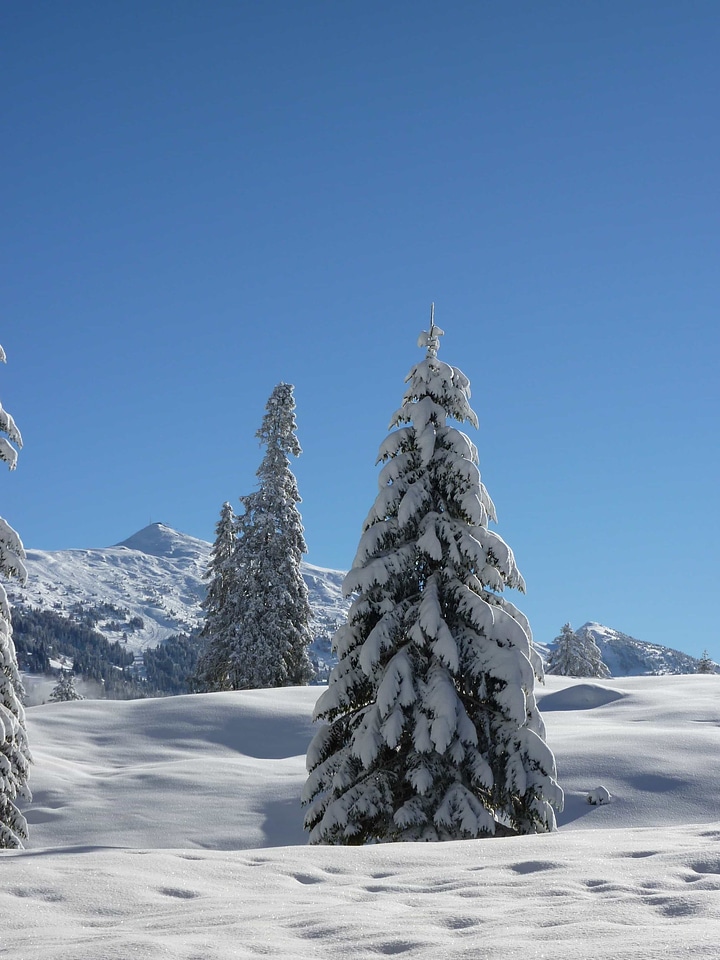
12;606;201;698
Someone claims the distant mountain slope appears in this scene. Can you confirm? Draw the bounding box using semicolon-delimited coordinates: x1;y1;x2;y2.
579;621;703;676
11;524;351;666
11;524;705;679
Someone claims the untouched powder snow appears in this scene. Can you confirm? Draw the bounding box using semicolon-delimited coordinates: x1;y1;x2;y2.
2;675;719;958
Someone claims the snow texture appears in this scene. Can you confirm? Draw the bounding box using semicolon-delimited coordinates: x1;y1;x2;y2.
2;675;719;959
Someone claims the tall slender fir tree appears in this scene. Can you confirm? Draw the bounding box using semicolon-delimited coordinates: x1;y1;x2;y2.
0;344;32;849
303;312;563;843
546;623;611;678
192;501;239;691
196;384;313;690
228;383;313;688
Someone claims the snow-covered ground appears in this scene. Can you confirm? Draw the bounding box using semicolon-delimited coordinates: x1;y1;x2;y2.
3;675;719;958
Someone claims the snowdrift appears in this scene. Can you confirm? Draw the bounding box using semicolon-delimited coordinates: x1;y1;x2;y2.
2;676;718;959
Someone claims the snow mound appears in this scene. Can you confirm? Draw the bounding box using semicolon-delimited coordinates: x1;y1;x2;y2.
587;786;612;805
538;682;626;711
22;675;720;853
26;687;321;851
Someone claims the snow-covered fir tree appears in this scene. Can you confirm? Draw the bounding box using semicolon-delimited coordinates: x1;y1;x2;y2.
0;344;32;849
696;650;716;675
303;314;563;844
546;623;611;679
49;670;84;702
197;384;313;690
229;383;313;688
193;502;239;692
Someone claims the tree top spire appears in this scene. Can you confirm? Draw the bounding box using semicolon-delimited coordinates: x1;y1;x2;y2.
417;302;445;358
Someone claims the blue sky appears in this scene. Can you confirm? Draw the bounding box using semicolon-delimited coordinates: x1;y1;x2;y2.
2;1;718;658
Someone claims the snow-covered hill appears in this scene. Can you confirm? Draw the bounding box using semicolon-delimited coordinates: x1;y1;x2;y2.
11;524;705;678
11;523;350;663
5;676;720;959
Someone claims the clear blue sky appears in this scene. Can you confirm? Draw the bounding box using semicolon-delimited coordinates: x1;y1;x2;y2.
2;2;718;658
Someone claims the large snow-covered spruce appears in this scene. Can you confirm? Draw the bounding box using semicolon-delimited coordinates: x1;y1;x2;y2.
0;344;31;848
303;322;562;843
546;623;611;679
197;384;313;690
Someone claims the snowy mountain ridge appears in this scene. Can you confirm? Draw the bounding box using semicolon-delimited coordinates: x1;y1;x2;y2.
579;621;703;676
11;523;349;667
10;523;704;676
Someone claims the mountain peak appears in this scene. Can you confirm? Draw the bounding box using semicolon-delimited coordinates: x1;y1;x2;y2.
579;622;700;676
115;523;208;560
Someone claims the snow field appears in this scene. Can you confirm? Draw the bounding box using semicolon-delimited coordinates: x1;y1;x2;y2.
4;827;720;960
2;676;719;959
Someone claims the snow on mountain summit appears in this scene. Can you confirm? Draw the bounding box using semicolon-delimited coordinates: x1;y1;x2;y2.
15;526;211;651
116;522;211;561
13;524;351;659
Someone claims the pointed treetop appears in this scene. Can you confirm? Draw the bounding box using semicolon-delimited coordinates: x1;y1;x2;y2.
417;302;445;359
